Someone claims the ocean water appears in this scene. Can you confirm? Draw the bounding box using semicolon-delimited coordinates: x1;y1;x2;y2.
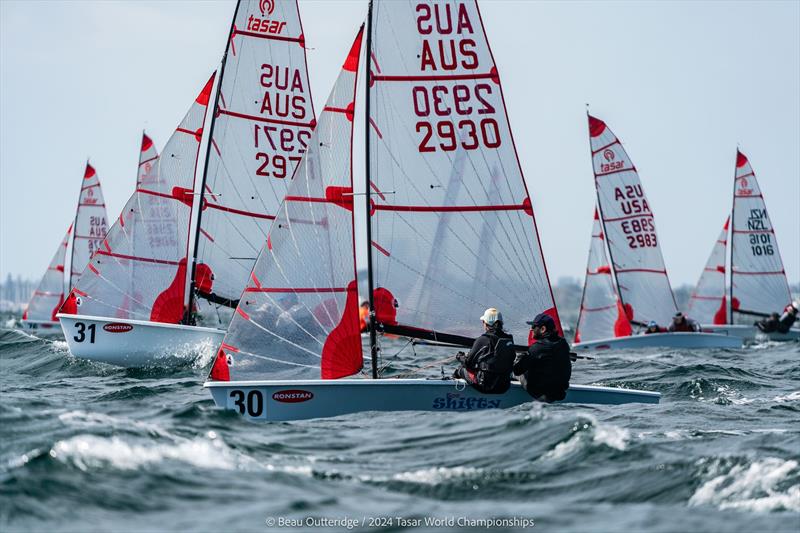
1;325;798;532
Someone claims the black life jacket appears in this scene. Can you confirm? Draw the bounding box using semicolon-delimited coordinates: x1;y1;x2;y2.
472;331;515;394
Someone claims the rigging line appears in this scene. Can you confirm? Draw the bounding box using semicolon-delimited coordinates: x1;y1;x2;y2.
244;283;327;350
236;348;319;369
239;302;325;357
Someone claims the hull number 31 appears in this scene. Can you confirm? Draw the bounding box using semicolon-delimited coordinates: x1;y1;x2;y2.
73;322;96;343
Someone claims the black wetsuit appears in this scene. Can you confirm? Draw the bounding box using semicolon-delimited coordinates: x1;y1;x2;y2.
513;332;572;402
455;329;515;394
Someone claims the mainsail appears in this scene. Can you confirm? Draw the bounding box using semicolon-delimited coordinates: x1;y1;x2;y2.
730;150;792;318
687;218;729;325
22;227;71;323
68;163;109;292
574;208;631;343
366;0;561;347
65;77;215;322
210;27;364;382
192;0;316;309
587;115;677;326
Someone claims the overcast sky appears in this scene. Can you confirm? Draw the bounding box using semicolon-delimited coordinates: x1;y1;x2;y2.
1;0;798;289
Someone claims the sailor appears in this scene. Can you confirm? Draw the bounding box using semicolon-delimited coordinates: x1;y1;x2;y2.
453;308;515;394
644;320;664;334
668;312;700;332
359;300;370;333
755;313;781;333
777;301;800;333
513;313;572;402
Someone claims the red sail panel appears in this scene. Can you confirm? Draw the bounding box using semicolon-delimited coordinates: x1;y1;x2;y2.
68;163;109;292
366;1;561;343
211;28;364;382
194;0;316;305
23;228;70;322
730;150;792;318
687;218;729;325
575;209;631;343
66;76;214;323
587;114;677;327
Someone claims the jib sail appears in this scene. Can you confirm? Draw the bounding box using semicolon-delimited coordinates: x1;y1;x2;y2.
730;150;791;318
687;218;729;325
587;115;677;327
365;0;561;347
210;27;364;382
192;0;316;310
22;227;71;323
65;77;215;323
574;208;631;343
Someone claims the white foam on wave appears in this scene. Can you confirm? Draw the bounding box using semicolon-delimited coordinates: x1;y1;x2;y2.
58;410;168;437
544;414;630;461
690;457;800;512
391;466;481;485
50;340;70;353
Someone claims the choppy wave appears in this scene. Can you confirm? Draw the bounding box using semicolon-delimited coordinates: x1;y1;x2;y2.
0;326;798;531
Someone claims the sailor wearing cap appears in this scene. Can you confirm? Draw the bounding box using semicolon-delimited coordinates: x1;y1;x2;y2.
452;308;515;394
513;312;572;402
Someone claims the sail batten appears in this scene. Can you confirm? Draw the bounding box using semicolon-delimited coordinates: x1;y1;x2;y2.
23;227;71;323
67;163;109;293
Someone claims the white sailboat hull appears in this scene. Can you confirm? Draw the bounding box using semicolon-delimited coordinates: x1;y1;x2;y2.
204;379;660;421
701;324;800;343
573;331;742;351
20;320;63;337
57;314;224;367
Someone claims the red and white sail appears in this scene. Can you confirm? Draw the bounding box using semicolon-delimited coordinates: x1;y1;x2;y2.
137;133;159;188
64;77;215;322
193;0;316;308
687;218;729;325
210;28;364;382
365;0;561;344
68;163;109;291
587;115;677;327
730;150;791;318
22;226;71;324
574;208;631;343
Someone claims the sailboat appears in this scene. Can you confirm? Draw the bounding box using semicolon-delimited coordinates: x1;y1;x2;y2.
58;79;226;366
204;1;659;422
22;163;109;336
572;115;741;351
20;227;71;334
58;0;317;366
698;151;798;341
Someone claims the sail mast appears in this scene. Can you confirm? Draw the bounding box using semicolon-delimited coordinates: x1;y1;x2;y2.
364;0;378;379
184;2;241;325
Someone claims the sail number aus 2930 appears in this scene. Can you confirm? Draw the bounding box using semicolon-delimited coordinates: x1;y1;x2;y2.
411;84;501;152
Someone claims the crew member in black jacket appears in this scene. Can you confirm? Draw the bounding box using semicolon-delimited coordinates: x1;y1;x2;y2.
453;308;515;394
513;313;572;402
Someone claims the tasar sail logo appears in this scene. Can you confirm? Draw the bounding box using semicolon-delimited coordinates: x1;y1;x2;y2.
603;149;616;162
259;0;275;16
103;323;133;333
272;390;314;403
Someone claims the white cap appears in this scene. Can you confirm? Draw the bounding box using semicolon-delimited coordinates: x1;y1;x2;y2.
479;308;502;325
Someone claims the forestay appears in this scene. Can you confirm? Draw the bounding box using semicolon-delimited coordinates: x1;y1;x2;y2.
574;208;631;343
22;227;71;323
687;218;729;324
68;164;109;291
210;28;364;382
367;0;561;344
588;115;677;326
67;77;215;323
194;0;316;307
730;150;791;318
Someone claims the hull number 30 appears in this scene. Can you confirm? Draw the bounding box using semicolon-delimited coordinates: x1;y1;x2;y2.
230;390;264;417
73;322;96;343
